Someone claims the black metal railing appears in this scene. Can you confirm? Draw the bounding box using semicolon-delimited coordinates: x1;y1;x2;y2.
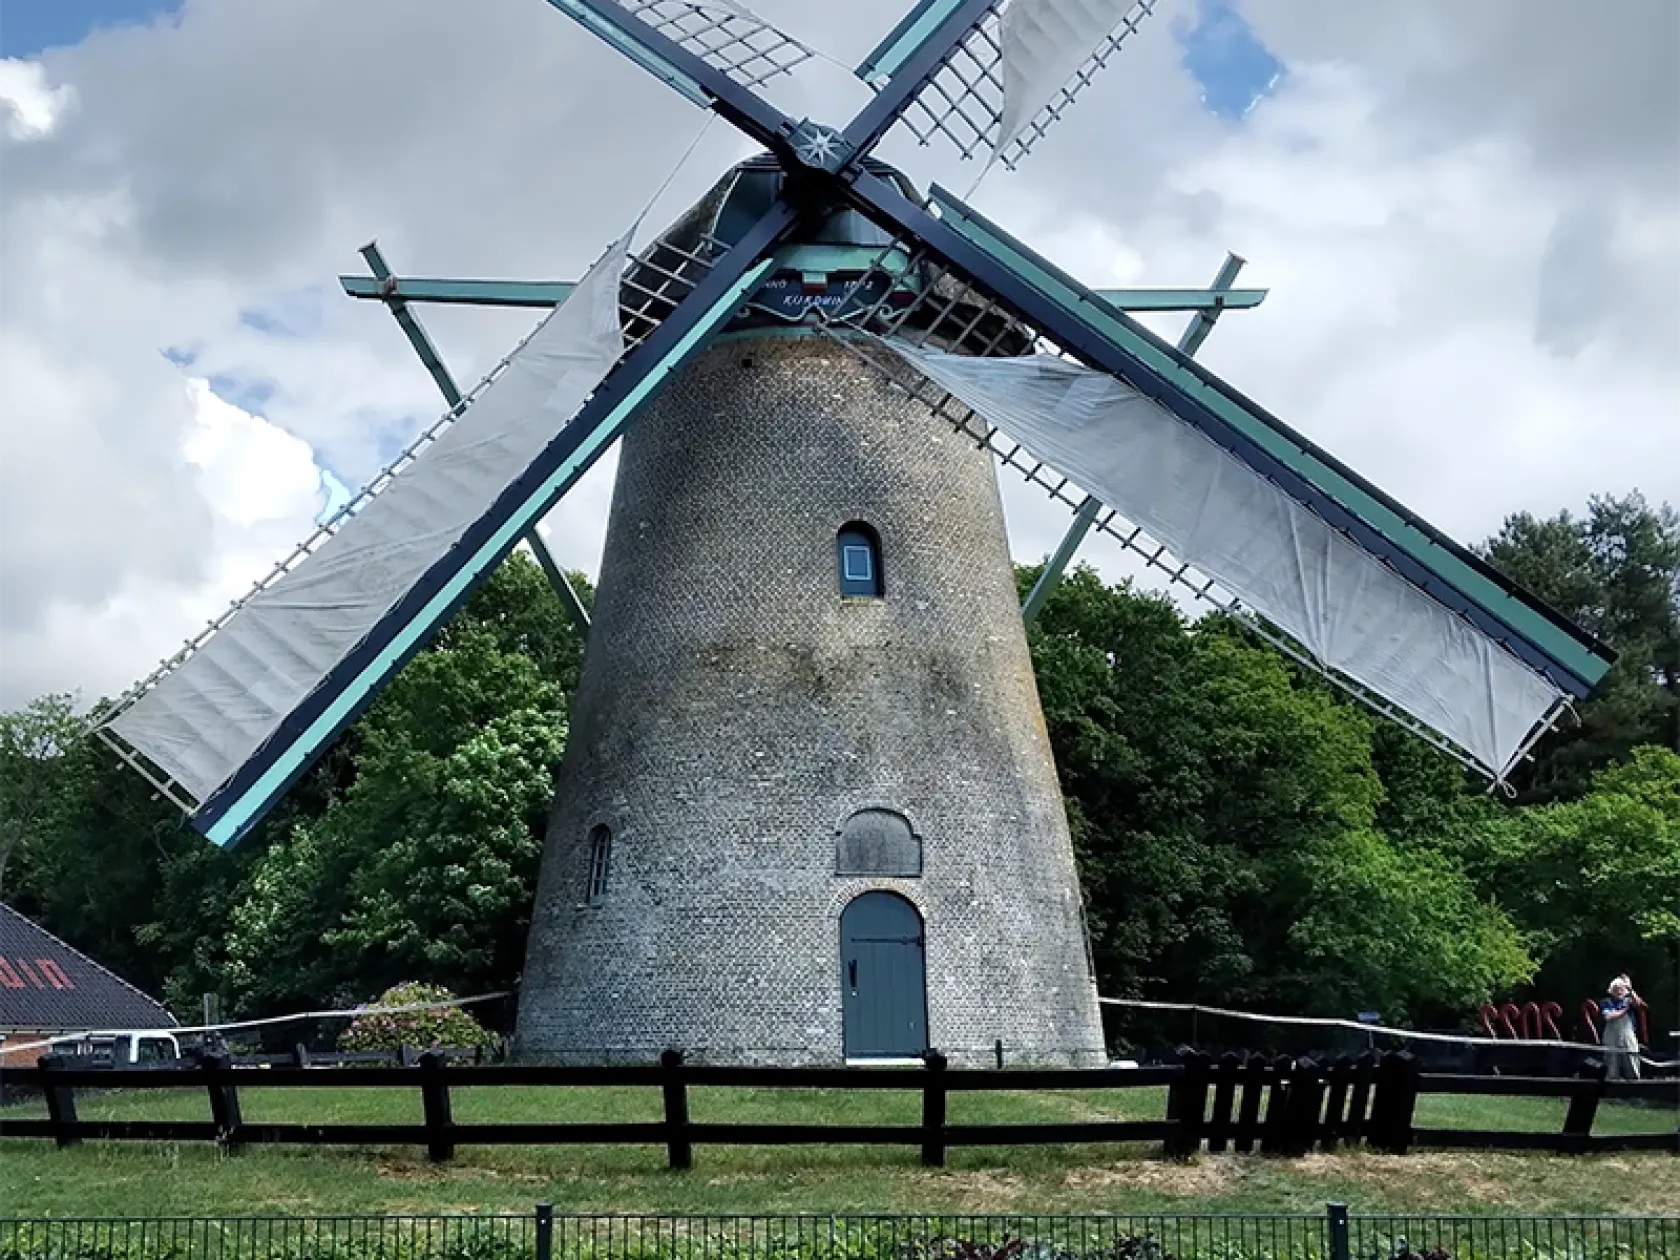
0;1212;538;1260
1346;1213;1680;1260
1;1208;1677;1260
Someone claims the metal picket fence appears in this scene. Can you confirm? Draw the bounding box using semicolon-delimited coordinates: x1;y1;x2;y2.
1;1208;1677;1260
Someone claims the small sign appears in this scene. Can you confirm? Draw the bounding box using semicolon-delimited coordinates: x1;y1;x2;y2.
1356;1011;1382;1024
747;272;893;323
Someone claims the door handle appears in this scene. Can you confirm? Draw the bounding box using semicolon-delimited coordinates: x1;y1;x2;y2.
848;959;857;989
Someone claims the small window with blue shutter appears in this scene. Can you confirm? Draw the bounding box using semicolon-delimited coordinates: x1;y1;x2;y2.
837;523;883;598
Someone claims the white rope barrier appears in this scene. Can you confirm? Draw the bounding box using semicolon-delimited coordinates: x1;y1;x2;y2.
0;991;511;1059
3;989;1671;1071
1098;996;1680;1069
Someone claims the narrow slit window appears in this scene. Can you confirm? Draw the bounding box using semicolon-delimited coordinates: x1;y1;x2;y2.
586;825;612;905
837;523;883;598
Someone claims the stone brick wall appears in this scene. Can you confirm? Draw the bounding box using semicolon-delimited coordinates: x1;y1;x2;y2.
515;334;1105;1067
0;1033;49;1067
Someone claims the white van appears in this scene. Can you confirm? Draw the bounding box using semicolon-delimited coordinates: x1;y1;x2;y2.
56;1030;182;1066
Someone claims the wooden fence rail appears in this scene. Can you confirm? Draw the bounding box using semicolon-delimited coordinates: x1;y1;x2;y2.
1;1049;1672;1167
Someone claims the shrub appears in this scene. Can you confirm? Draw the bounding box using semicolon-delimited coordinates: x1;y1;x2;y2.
336;982;498;1053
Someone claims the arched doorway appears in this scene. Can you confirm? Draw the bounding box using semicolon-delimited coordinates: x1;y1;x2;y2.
840;892;928;1060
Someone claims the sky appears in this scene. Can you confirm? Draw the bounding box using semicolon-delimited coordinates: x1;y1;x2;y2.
0;0;1675;713
0;0;180;60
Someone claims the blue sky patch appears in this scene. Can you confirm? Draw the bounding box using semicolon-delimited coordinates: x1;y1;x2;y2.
237;289;326;339
316;470;354;526
162;345;196;369
1;0;181;57
1175;0;1285;120
208;374;277;415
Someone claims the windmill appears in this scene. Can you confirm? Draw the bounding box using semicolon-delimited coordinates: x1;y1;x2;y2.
93;0;1614;1066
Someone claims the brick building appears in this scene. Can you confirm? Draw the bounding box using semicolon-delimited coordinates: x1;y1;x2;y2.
0;902;176;1065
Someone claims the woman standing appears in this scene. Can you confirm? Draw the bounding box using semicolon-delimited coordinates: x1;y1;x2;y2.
1600;975;1644;1081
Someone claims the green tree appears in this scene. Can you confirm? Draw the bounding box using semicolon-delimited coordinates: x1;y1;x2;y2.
1025;564;1530;1027
6;718;197;998
323;653;565;994
221;554;579;1014
1462;746;1680;1029
0;693;89;900
1285;828;1534;1018
1480;492;1680;801
0;552;585;1020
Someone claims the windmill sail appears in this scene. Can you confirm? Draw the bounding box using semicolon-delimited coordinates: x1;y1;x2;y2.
856;0;1158;168
103;234;634;814
611;0;815;89
821;175;1614;777
996;0;1152;157
883;343;1562;777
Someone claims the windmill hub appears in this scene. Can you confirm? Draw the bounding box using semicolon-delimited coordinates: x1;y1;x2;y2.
669;154;932;334
784;119;854;173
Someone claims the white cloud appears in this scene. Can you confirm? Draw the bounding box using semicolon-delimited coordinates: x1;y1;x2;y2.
0;0;1674;717
183;380;321;525
0;57;76;140
0;374;331;707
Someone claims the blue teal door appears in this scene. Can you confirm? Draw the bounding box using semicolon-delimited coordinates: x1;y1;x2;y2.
840;892;928;1059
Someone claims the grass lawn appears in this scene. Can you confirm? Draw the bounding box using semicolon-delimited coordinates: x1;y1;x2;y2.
1;1082;1675;1218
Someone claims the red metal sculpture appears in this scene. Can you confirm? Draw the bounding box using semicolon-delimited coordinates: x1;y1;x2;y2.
1477;999;1566;1040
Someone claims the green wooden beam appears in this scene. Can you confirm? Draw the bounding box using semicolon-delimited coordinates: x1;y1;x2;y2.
856;0;973;84
339;275;580;307
354;241;591;635
339;273;1267;313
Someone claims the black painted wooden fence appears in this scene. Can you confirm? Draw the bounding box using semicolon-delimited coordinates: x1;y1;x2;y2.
1;1048;1672;1167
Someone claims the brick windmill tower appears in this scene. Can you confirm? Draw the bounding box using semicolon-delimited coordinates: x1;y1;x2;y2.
94;0;1612;1067
515;157;1105;1066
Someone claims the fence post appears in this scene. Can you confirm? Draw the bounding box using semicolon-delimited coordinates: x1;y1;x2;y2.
1369;1052;1419;1155
1259;1055;1292;1154
419;1049;455;1163
534;1202;554;1260
1280;1056;1324;1156
920;1050;948;1168
1321;1056;1350;1151
1392;1052;1419;1155
660;1049;692;1171
1562;1060;1606;1153
1345;1052;1377;1146
1233;1053;1266;1153
203;1051;245;1152
1164;1048;1210;1158
1326;1203;1350;1260
292;1043;311;1069
38;1054;81;1149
